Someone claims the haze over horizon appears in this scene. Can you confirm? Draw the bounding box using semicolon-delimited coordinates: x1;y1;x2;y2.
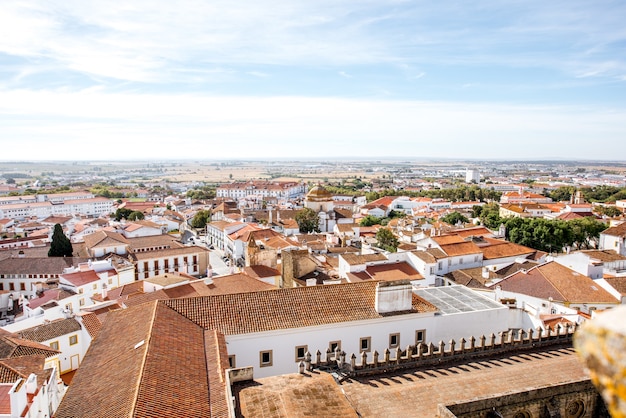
1;1;625;161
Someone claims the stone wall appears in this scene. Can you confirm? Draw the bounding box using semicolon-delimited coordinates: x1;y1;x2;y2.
440;380;606;418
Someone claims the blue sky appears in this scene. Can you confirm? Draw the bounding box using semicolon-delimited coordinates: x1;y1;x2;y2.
1;0;625;161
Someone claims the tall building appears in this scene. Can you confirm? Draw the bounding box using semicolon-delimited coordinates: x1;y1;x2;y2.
465;168;480;183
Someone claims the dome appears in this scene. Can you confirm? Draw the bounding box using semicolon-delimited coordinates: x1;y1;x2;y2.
306;184;332;202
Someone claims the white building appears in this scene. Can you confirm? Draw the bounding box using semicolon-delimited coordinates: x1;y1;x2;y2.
466;168;480;183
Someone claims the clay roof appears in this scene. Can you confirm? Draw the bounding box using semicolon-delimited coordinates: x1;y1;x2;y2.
480;240;536;260
340;253;388;265
452;227;493;238
411;250;438;263
347;262;424;283
0;355;50;386
27;288;77;310
17;318;82;342
242;265;281;279
83;230;129;248
78;312;103;339
55;301;216;418
0;257;88;275
235;372;359;418
496;261;619;304
601;221;626;237
0;335;59;359
126;234;183;250
144;273;189;287
444;269;491;289
603;277;626;295
431;235;465;245
580;249;626;263
130;245;208;261
439;241;482;257
163;281;438;335
61;269;100;286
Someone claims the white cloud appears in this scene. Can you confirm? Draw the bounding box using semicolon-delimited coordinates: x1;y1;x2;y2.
1;88;624;160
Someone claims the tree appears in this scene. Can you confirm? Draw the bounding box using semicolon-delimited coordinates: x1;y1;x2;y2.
5;178;15;184
595;205;622;218
360;215;382;226
190;209;211;229
128;211;145;221
48;224;73;257
376;228;399;252
113;207;133;221
441;212;469;226
295;208;320;233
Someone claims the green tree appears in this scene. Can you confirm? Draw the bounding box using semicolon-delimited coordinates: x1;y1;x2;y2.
441;212;469;226
113;208;133;221
295;208;320;233
48;224;73;257
190;209;211;229
376;228;399;252
569;217;607;250
128;211;145;221
478;203;502;229
595;205;623;217
360;215;382;226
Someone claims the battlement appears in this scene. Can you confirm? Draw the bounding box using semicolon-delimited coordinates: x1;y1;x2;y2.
302;324;577;378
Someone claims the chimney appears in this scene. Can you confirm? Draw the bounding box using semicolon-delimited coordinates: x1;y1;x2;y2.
482;266;490;279
375;280;412;314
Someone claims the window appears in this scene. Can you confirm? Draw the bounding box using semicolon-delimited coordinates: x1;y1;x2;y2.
259;350;273;367
92;283;98;290
20;283;25;291
295;345;308;362
429;267;435;275
79;298;85;306
108;278;113;285
9;283;14;291
50;341;59;351
389;333;400;349
65;303;72;312
329;340;342;356
359;337;371;352
415;330;426;344
78;288;83;294
228;355;236;368
69;335;78;346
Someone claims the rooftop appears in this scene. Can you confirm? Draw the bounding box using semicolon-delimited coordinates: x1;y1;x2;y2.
414;285;505;314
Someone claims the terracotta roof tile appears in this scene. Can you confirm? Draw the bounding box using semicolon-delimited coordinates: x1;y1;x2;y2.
17;318;82;342
133;304;212;418
439;241;482;257
496;261;619;304
55;302;158;418
600;221;626;237
164;281;438;335
78;312;103;339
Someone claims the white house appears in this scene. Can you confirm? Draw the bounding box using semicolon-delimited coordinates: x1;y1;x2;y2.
16;317;93;374
599;221;626;256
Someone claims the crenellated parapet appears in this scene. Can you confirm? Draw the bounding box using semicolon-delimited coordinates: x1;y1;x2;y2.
302;324;577;378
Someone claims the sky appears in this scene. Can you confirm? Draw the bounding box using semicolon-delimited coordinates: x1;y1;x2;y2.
1;0;625;161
